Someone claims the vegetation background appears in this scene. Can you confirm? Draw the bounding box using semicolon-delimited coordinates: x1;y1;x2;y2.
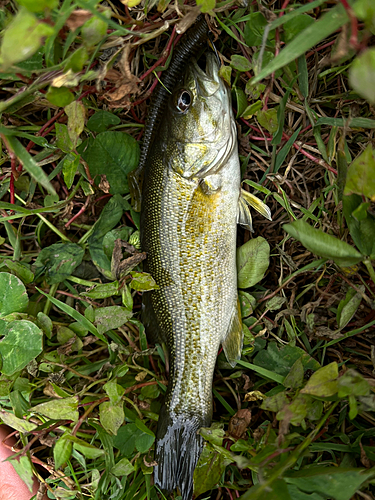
0;0;374;499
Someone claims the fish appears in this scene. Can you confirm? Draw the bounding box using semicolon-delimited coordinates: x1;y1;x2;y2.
137;23;271;500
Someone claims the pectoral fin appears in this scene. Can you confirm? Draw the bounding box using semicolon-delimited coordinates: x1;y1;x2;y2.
237;196;254;232
237;189;272;231
222;299;243;367
128;166;144;212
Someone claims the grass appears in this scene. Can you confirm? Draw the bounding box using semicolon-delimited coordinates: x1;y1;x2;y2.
0;0;375;499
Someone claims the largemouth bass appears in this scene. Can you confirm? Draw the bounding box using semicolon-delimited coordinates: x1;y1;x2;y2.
139;36;271;500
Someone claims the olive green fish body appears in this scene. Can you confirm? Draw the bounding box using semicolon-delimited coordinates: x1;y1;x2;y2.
141;55;244;499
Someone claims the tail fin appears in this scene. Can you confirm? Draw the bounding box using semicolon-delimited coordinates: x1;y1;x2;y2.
154;405;208;500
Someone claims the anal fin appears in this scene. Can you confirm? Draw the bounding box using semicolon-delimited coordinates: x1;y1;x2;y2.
222;298;243;368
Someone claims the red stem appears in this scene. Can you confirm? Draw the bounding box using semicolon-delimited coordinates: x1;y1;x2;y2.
338;0;358;48
64;195;91;228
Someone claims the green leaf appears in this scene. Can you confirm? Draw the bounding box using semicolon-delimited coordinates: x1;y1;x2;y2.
265;296;286;312
344;144;375;201
81;281;120;300
103;226;133;260
87;110;121;133
193;442;232;498
237;237;270;288
261;391;288;412
277;393;313;426
0;410;37;433
62;153;80;189
253;343;320;378
342;194;375;256
87;194;127;277
5;135;56;195
54;433;73;470
284;467;375;500
241;100;262;120
238;291;256;318
79;131;140;195
55;123;74;153
244;12;268;47
71;438;105;459
251;4;348;84
283;357;304;390
337;369;370;398
283;14;314;43
99;401;124;435
46;86;75;107
36;312;53;339
135;418;155;436
36;288;105;342
17;0;59;11
257;108;278;135
4;260;34;284
0;8;54;70
0;320;43;376
0;273;29;317
301;362;338;397
113;424;137;457
111;457;135;477
135;432;155;453
349;48;375;105
232;86;248;118
315;116;375;129
230;54;251;72
353;0;375;32
10;455;34;493
103;381;125;404
31;396;79;421
218;65;232;87
81;11;110;47
130;272;159;291
243;478;292;500
94;306;132;335
337;286;364;331
34;242;84;284
283;220;364;267
196;0;215;13
134;418;155;452
65;101;86;147
65;46;89;72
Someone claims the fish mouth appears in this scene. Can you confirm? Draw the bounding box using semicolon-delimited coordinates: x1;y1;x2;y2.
190;52;222;95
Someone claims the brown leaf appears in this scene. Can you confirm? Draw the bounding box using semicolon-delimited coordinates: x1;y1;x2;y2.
66;10;92;31
228;409;252;439
98;175;111;193
360;442;372;468
104;78;141;104
105;69;123;82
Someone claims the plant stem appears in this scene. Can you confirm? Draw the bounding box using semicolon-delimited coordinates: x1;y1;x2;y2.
364;259;375;287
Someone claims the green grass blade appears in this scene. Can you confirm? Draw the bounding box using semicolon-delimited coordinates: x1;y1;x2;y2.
251;4;348;84
237;359;285;384
36;287;107;343
5;135;56;195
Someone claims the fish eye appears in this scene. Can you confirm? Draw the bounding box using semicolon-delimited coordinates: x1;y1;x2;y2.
176;90;192;113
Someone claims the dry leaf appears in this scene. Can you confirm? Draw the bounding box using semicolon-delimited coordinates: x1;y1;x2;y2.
66;10;92;31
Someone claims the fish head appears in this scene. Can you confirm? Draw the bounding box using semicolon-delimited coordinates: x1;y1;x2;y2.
164;52;237;179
